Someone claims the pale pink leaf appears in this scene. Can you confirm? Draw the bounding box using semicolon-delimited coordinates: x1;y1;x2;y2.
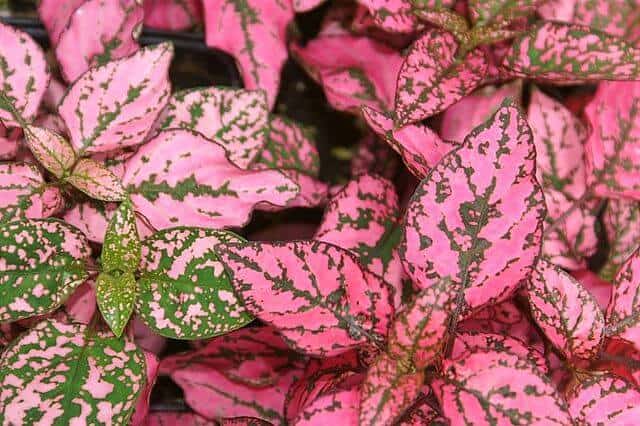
567;373;640;424
23;125;76;179
144;0;203;31
606;247;640;351
602;199;640;280
66;158;127;202
38;0;86;45
0;163;63;222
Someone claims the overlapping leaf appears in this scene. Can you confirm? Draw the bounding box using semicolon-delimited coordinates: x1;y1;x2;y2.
23;125;76;179
602;199;640;279
0;319;146;424
606;247;640;351
147;412;215;425
295;387;360;426
358;0;422;33
572;269;612;310
63;200;118;243
131;351;160;426
144;0;203;31
66;159;127;202
468;0;540;26
567;373;640;424
396;393;447;425
38;0;85;46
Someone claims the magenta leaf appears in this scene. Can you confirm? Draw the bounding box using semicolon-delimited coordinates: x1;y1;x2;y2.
572;269;612;311
217;240;395;356
295;387;360;426
158;87;269;169
23;125;76;179
567;373;640;424
528;87;597;269
606;248;640;351
0;319;146;424
144;0;203;31
361;106;456;178
501;22;640;81
468;0;540;26
401;103;545;314
395;393;447;425
203;0;293;109
123;129;299;230
59;43;173;154
221;417;273;426
66;158;127;202
55;0;143;82
0;23;49;127
602;199;640;280
358;0;422;33
0;163;63;222
0;219;91;322
394;29;488;126
527;259;605;362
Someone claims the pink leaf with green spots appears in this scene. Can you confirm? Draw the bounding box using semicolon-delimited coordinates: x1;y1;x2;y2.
400;103;545;314
0;23;49;127
433;349;571;425
528;88;597;270
394;29;488;126
38;0;86;46
572;269;612;311
361;106;456;179
294;387;360;426
0;318;146;425
157;87;269;169
0;219;91;322
66;158;127;202
56;0;143;83
217;240;395;356
144;0;203;31
123;129;299;230
63;200;118;243
585;81;640;200
567;373;640;424
202;0;293;109
23;125;76;179
468;0;540;26
59;43;173;154
602;199;640;280
221;417;273;426
395;393;447;425
606;247;640;351
527;259;605;362
501;22;640;81
359;0;455;33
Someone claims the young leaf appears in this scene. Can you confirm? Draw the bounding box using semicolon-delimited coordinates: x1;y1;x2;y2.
0;219;91;322
102;198;141;273
217;240;395;356
606;247;640;351
501;22;640;81
66;158;127;202
400;103;545;313
468;0;539;26
97;271;138;337
566;373;640;424
136;227;252;339
394;29;488;126
55;0;143;82
158;87;269;169
58;43;173;154
0;319;146;424
144;0;203;31
602;199;640;280
527;259;604;362
203;0;293;109
123;129;299;230
295;387;360;426
0;23;50;127
23;125;76;179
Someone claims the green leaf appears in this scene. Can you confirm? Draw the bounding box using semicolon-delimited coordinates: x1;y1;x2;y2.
101;198;140;274
136;227;253;339
0;319;146;425
0;219;91;322
97;271;138;337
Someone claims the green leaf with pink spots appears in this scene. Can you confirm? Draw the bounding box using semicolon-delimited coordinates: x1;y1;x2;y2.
468;0;540;26
66;158;127;202
136;227;252;340
0;318;146;425
97;271;137;337
0;219;91;322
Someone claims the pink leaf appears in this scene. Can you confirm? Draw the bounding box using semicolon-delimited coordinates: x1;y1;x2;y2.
395;393;447;425
350;134;399;179
357;0;420;33
361;106;456;178
203;0;293;109
294;387;360;426
158;87;269;169
394;29;488;126
66;158;127;202
0;126;19;160
606;247;640;351
147;412;215;425
0;163;63;222
59;43;173;154
567;373;640;424
123;129;299;230
571;269;612;311
131;351;160;426
63;280;97;324
585;81;640;199
38;0;86;46
217;240;395;356
0;23;50;127
144;0;203;31
221;417;273;426
63;200;117;243
401;103;545;313
602;199;640;279
527;259;605;362
22;126;76;179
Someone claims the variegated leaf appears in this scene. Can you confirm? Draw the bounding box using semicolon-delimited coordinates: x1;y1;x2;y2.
295;387;360;426
97;271;137;337
468;0;540;26
606;247;640;351
123;129;299;230
23;125;76;179
217;240;395;356
59;43;173;154
63;200;118;243
0;219;91;322
567;373;640;424
572;269;612;311
401;103;545;314
396;393;447;425
0;319;146;425
144;0;203;31
158;87;269;168
394;29;488;126
130;351;160;426
602;199;640;280
360;0;455;33
101;198;141;273
136;227;252;339
38;0;85;46
67;158;127;202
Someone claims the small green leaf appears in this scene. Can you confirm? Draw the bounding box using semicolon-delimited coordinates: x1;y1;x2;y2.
97;271;138;337
101;198;141;274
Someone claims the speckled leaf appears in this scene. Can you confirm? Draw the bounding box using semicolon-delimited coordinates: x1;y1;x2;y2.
529;88;597;270
567;373;640;424
59;43;172;154
584;81;640;199
606;247;640;351
433;349;571;425
501;22;640;81
23;125;76;179
468;0;540;26
218;240;395;356
56;0;143;82
144;0;203;31
396;393;447;425
295;387;360;426
401;103;545;314
395;29;488;126
0;25;49;128
361;106;456;178
97;271;137;337
202;0;293;109
158;87;269;168
0;163;63;223
0;319;146;425
136;227;252;339
123;129;299;230
527;259;604;362
67;158;127;202
360;0;455;33
101;198;141;273
0;219;91;322
602;199;640;280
